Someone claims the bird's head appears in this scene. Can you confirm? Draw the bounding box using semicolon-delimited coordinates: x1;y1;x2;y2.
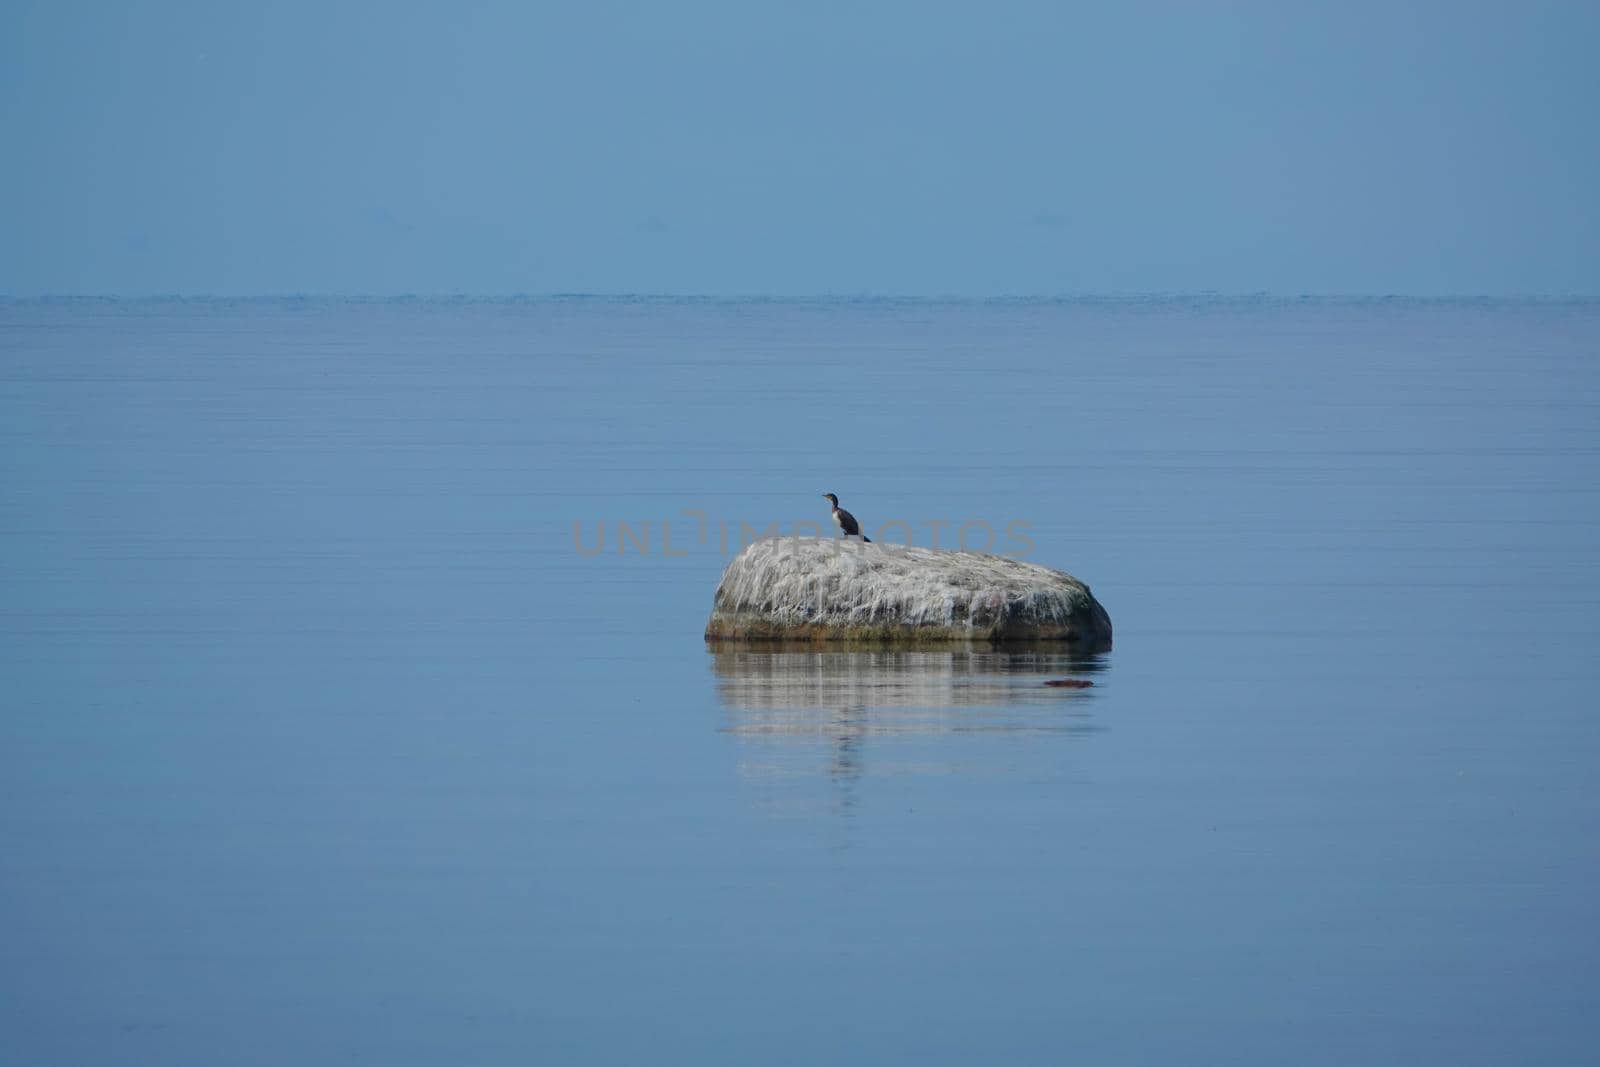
822;493;838;507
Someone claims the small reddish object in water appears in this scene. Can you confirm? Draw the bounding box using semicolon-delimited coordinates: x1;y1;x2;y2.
1043;678;1093;688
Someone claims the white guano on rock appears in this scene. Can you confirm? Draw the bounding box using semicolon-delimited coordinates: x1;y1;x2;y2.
704;537;1112;646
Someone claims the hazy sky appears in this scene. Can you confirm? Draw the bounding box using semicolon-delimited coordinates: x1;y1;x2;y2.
3;1;1596;296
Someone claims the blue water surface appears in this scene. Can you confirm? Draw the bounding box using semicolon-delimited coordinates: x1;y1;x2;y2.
3;297;1597;1064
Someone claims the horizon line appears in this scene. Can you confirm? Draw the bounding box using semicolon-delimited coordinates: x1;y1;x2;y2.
4;291;1598;304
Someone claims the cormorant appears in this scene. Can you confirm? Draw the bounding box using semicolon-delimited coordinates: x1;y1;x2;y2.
823;493;871;542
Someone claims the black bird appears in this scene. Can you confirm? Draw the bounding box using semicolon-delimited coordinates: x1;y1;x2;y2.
823;493;871;542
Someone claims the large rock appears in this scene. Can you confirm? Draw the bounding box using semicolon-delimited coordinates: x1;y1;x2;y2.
704;537;1112;646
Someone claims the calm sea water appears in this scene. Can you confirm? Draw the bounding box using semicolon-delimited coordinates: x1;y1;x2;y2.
3;297;1598;1064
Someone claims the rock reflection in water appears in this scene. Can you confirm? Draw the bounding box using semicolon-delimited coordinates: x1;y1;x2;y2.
709;647;1108;810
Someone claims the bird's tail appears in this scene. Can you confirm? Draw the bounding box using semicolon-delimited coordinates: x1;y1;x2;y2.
861;535;871;543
